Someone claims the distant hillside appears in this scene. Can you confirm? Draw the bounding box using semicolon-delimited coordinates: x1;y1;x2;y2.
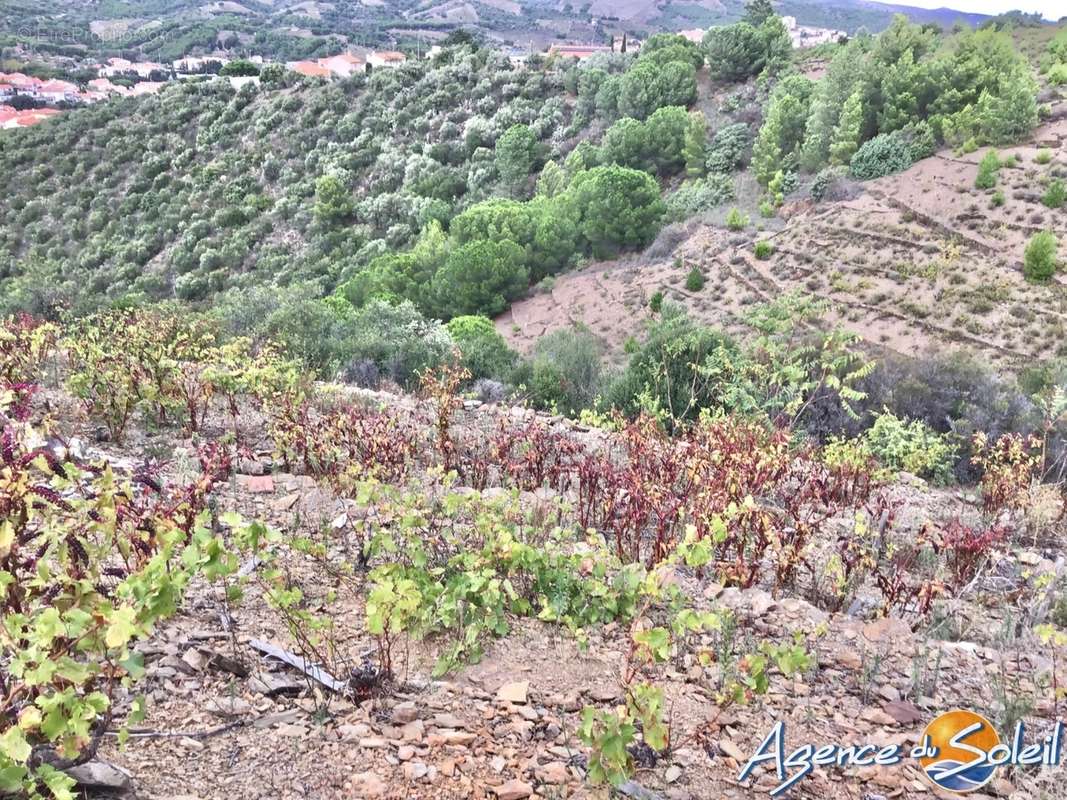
646;0;989;32
586;0;990;33
0;0;426;62
849;0;991;28
0;0;998;65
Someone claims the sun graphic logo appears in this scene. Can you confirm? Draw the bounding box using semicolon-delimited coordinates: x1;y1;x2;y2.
918;710;1000;793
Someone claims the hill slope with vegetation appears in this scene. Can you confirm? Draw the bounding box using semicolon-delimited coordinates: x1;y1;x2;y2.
0;16;1046;316
0;11;1061;456
7;9;1067;800
0;47;591;312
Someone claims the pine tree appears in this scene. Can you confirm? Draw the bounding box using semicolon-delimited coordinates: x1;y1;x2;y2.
536;160;567;198
829;90;864;166
799;39;865;171
683;112;707;178
752;75;814;185
752;129;783;188
495;124;538;192
744;0;775;26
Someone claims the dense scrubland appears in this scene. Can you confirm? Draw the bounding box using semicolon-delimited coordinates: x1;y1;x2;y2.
3;7;1067;800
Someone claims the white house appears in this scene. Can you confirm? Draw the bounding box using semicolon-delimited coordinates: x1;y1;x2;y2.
88;78;129;95
367;51;406;69
782;16;846;48
319;53;365;77
99;58;165;78
38;79;79;103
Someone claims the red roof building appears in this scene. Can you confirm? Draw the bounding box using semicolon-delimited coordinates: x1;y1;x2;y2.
1;108;62;130
319;53;365;77
547;44;614;60
286;60;331;78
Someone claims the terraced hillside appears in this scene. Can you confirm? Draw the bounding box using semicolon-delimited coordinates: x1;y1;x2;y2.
501;104;1067;371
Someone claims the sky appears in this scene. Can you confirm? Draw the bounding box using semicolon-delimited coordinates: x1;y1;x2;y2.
887;0;1062;19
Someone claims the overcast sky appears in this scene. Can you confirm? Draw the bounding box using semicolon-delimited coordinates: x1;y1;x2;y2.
892;0;1062;19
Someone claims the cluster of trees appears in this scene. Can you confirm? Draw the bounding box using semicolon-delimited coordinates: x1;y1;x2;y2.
220;59;261;77
753;17;1039;188
562;33;701;126
337;162;665;319
334;27;777;321
576;1;792;110
5;26;762;324
3;25;781;354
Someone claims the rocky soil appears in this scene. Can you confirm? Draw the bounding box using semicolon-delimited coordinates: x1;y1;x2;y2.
41;394;1061;800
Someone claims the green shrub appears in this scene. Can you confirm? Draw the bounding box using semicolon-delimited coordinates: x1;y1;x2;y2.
850;132;913;180
214;283;349;376
445;315;516;380
767;169;796;206
340;299;454;387
725;207;748;230
685;266;705;291
605;305;747;422
664;175;736;221
1024;231;1058;282
1049;63;1067;86
758;200;775;218
991;190;1005;207
705;122;750;173
754;240;773;260
649;290;664;313
864;411;957;484
1036;149;1053;165
522;325;603;416
1042;178;1066;209
974;150;1000;189
903;120;937;162
810;166;847;202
